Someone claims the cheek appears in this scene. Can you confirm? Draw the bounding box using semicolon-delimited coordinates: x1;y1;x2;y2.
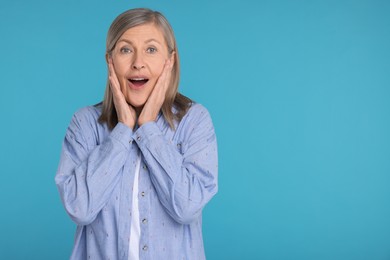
150;58;166;76
113;59;126;76
112;60;128;88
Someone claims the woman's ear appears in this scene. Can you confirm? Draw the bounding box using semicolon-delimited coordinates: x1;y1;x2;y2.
170;51;176;66
105;53;111;64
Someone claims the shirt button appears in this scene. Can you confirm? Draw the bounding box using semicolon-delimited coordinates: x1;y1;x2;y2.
142;165;147;170
142;218;148;224
137;136;141;141
142;245;148;251
141;191;145;197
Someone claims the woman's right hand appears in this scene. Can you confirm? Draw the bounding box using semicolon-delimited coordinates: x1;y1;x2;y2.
108;58;136;129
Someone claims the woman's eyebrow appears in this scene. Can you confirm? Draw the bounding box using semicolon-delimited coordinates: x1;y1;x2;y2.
117;38;161;45
117;39;133;45
145;38;162;45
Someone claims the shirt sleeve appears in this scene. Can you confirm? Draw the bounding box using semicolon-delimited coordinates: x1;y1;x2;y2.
133;105;218;224
55;108;134;225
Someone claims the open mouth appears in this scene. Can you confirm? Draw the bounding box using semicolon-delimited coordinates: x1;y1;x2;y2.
128;78;149;88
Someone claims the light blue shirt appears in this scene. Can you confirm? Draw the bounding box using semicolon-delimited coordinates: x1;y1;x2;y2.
55;103;218;260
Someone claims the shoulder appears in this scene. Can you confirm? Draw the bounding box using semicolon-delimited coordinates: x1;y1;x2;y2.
67;104;106;138
184;103;213;124
185;102;211;118
72;104;102;123
63;105;108;150
174;102;215;136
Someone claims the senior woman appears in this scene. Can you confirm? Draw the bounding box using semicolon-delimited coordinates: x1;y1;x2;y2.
55;8;218;260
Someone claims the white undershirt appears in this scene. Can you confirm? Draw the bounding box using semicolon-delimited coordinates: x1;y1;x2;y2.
128;153;141;260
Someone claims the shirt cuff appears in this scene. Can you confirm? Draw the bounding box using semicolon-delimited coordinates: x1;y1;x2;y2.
133;122;161;147
110;122;134;150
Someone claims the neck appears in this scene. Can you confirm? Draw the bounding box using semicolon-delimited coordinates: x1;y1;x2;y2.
135;105;143;118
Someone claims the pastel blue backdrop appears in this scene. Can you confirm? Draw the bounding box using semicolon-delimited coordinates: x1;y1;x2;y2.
1;0;389;259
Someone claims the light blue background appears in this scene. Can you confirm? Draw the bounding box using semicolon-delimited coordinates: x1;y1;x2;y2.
1;0;389;259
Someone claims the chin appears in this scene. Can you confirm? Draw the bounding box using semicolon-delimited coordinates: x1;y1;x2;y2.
127;98;147;109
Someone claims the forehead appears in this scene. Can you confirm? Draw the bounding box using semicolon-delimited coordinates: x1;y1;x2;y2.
119;23;166;43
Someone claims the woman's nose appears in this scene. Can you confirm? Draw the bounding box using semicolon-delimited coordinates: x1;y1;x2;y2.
132;53;145;70
133;64;145;69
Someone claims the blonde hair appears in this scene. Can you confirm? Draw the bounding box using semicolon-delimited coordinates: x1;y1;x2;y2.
99;8;191;129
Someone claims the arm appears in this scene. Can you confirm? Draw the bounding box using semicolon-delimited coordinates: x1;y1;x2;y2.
135;105;218;224
55;109;133;225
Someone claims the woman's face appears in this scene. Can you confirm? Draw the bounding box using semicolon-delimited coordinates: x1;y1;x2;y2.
111;23;171;109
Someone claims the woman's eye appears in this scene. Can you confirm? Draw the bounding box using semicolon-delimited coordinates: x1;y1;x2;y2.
146;47;157;54
120;47;132;53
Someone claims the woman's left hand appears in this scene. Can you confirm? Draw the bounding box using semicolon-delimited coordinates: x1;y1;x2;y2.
138;57;174;126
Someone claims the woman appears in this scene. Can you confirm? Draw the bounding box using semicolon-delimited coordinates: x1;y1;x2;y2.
55;8;218;260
